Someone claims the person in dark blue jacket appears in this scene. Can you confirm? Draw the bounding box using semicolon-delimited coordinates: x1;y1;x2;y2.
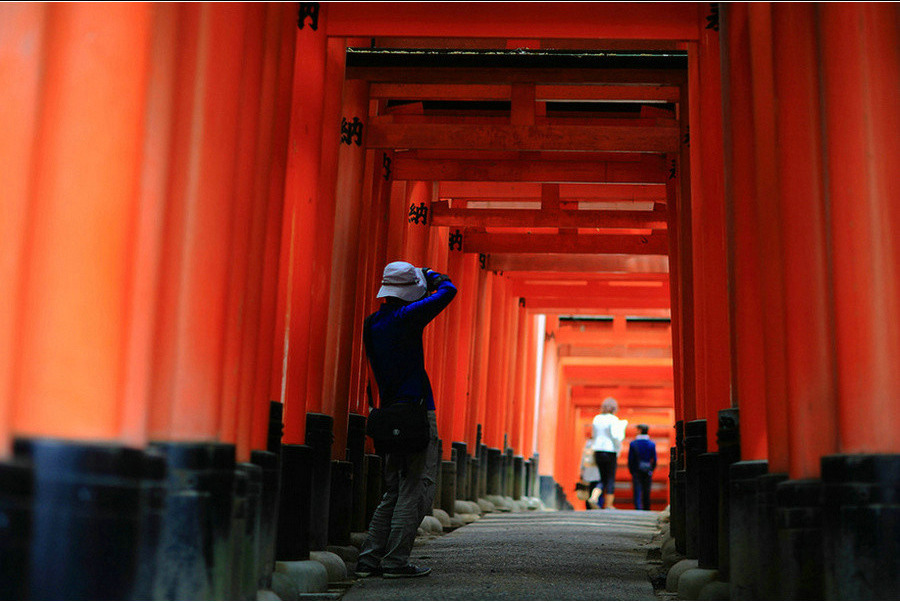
627;424;657;511
356;261;456;579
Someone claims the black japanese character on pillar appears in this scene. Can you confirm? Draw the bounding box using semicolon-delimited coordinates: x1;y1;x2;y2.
669;159;678;180
298;3;320;30
382;154;392;180
449;230;463;251
706;4;720;32
341;117;363;146
479;254;487;269
519;298;526;308
683;127;690;147
408;203;428;225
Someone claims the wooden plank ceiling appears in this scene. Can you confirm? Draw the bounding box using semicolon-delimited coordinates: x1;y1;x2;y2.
348;46;685;317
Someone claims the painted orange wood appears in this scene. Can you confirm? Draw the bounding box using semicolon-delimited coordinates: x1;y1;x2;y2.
771;3;837;477
326;2;701;40
392;157;667;184
366;123;680;152
461;231;668;255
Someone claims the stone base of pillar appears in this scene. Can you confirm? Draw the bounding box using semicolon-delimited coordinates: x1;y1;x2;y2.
822;454;900;600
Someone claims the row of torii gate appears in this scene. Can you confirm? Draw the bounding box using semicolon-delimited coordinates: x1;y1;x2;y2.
1;2;898;600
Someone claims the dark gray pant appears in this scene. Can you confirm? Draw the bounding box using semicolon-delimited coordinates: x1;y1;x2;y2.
357;411;439;570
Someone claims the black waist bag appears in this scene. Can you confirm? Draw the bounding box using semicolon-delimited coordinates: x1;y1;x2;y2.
366;399;430;454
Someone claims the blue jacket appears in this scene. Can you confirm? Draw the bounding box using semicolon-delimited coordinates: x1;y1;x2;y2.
628;435;657;475
364;279;457;411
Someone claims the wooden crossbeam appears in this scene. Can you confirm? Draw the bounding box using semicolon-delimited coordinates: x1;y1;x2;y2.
431;202;668;229
438;181;666;201
347;66;687;86
524;297;670;312
459;229;668;254
485;253;670;272
391;157;666;183
368;83;681;103
512;279;669;299
562;363;673;383
366;123;680;152
328;3;700;41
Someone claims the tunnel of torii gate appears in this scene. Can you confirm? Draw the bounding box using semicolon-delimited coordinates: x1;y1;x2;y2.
1;2;899;601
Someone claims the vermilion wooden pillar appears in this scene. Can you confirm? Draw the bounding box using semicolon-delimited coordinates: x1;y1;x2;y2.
423;226;449;422
352;149;394;416
510;301;528;453
450;254;479;445
219;4;266;457
156;5;251;443
7;3;153;445
665;157;687;424
272;7;330;443
554;377;574;495
467;268;493;445
748;3;789;473
249;4;297;452
536;316;560;478
348;151;383;416
0;4;47;455
521;315;539;459
692;5;731;448
721;2;768;461
484;273;510;449
302;36;346;425
119;4;180;448
321;71;369;459
819;4;900;453
771;3;837;478
436;249;465;452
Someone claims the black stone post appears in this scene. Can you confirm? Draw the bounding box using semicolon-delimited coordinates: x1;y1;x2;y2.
276;444;312;561
776;479;823;599
513;456;524;500
133;451;166;600
478;444;488;500
683;419;707;558
468;456;479;502
250;450;280;590
728;460;768;600
486;447;502;496
19;439;146;600
504;448;514;498
147;441;236;600
268;401;283;455
757;472;789;599
716;408;740;581
452;442;468;501
0;459;32;599
304;413;333;551
440;455;457;517
524;459;533;499
672;420;687;554
328;460;353;546
822;454;900;600
697;452;720;569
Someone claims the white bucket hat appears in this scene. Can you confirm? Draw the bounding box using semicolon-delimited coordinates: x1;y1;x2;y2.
377;261;427;302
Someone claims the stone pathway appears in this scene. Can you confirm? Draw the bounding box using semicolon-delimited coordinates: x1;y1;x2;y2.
341;509;661;601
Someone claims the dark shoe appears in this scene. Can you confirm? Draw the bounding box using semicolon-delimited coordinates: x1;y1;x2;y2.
355;565;382;578
383;564;431;579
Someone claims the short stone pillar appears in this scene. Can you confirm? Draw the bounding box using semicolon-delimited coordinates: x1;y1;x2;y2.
822;454;900;600
728;460;768;600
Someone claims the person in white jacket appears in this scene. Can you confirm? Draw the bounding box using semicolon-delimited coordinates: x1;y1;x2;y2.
590;397;628;509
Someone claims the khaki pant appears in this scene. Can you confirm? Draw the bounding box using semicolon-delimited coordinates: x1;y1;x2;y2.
357;411;439;570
